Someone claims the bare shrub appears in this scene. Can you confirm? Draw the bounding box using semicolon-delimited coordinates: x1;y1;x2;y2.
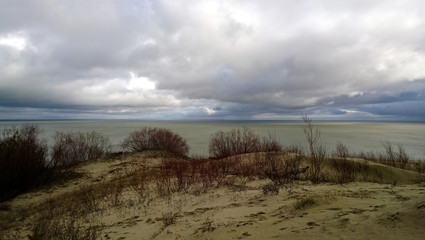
199;159;225;189
303;115;326;183
294;196;317;210
198;217;216;233
284;144;304;155
263;153;301;190
78;184;104;212
354;142;410;171
155;158;192;195
259;131;282;152
51;131;111;168
209;127;259;158
236;157;257;179
122;127;189;156
29;212;103;240
262;183;279;195
209;127;282;159
333;143;349;159
160;212;177;227
156;160;174;196
382;141;396;166
168;158;190;192
330;158;361;183
381;141;410;169
414;161;425;174
355;151;377;162
0;125;49;201
188;155;204;184
108;174;126;207
129;160;151;204
396;144;409;169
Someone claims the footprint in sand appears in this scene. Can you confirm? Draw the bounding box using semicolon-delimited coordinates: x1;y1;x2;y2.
338;218;350;228
238;232;252;239
307;221;320;227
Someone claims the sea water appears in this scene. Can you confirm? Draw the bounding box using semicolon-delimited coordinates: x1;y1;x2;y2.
0;120;424;160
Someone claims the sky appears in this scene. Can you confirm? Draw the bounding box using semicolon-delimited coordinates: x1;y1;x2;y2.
1;0;425;121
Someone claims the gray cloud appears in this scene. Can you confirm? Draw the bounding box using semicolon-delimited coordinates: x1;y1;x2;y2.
1;0;425;120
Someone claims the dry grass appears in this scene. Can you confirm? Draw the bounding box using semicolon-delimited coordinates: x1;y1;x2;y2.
1;150;423;239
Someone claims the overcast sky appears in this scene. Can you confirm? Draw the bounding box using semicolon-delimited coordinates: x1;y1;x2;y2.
1;0;425;121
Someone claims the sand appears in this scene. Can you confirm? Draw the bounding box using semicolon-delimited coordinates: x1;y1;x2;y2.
1;152;424;240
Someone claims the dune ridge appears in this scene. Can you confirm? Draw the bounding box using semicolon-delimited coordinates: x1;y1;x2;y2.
1;152;424;240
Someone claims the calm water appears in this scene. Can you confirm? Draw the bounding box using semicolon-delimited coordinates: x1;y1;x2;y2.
1;120;424;160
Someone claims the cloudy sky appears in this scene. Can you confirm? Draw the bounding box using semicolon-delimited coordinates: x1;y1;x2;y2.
1;0;425;121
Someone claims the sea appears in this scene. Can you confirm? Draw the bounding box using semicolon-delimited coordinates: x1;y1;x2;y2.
0;120;424;160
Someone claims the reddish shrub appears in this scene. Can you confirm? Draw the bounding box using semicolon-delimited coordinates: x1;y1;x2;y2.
209;127;282;158
263;153;301;186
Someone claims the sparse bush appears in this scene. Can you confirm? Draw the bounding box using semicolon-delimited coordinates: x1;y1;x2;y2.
355;151;377;162
199;217;215;233
262;183;279;195
29;212;103;240
108;175;126;207
160;212;177;227
0;125;49;201
294;196;317;210
236;157;257;179
353;142;411;171
122;127;189;156
129;160;151;204
414;161;425;174
395;144;409;169
259;132;282;152
168;158;190;192
77;184;104;212
380;141;409;169
156;161;174;197
330;158;361;183
263;153;301;188
199;159;225;188
284;145;304;155
209;127;282;159
382;141;396;166
334;143;349;159
188;155;204;184
209;127;258;158
51;131;111;168
303;115;326;183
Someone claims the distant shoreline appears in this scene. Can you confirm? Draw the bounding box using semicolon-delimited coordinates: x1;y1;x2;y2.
1;119;424;123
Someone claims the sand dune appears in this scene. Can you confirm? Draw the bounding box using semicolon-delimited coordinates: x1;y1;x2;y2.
1;152;424;240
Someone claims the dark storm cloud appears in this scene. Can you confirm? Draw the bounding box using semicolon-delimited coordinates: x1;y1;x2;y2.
1;0;425;120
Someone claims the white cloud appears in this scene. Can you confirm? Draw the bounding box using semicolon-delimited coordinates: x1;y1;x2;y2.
128;72;156;91
0;34;27;50
204;107;216;115
1;0;425;120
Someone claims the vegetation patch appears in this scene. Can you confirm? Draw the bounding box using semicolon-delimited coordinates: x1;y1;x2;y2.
122;127;189;156
294;196;318;210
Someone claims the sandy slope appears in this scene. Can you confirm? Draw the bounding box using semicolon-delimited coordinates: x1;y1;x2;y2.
1;153;424;240
99;182;425;240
